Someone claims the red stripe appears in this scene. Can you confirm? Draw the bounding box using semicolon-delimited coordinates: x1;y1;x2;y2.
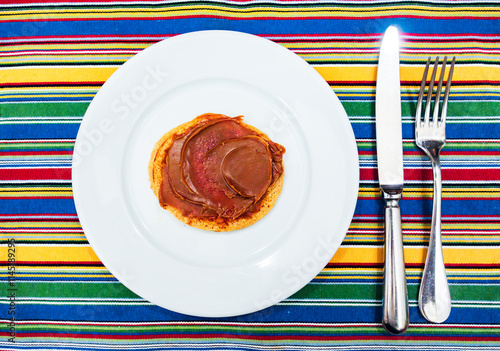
11;319;500;329
360;168;500;182
0;261;102;266
7;331;500;341
1;197;73;200
0;34;173;42
0;168;71;181
363;195;500;201
0;151;73;156
0;213;77;216
327;263;383;268
325;262;500;269
2;0;151;3
406;263;500;268
1;14;499;24
0;82;104;87
2;32;500;41
405;151;500;156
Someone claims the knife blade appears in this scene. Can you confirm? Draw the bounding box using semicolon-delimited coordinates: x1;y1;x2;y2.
375;25;409;335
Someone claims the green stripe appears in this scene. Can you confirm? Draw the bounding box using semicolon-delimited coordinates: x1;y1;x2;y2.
13;282;499;303
343;101;500;118
13;282;139;299
8;321;500;336
357;141;500;150
291;283;500;302
0;142;74;150
0;102;89;117
2;101;499;119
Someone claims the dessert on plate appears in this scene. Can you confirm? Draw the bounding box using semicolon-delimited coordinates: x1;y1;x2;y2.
149;113;286;232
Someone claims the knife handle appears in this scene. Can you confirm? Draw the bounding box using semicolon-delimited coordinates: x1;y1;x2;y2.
381;189;409;334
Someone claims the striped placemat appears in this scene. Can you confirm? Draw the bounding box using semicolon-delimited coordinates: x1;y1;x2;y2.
1;1;499;349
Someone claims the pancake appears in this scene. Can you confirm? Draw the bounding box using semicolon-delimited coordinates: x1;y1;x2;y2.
149;113;285;232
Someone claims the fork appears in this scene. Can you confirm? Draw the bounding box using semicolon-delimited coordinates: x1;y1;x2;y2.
415;56;455;323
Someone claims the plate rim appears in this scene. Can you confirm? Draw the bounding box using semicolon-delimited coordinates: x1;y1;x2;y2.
72;29;359;317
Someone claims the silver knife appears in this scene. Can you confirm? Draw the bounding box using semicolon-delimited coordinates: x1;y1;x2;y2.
375;25;409;335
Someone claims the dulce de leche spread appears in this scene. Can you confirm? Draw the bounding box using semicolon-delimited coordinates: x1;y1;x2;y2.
156;113;286;224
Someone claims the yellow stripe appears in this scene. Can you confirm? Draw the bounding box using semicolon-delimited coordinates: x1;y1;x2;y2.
2;234;84;238
0;67;117;84
2;6;500;20
347;221;500;229
320;267;500;274
330;247;499;265
2;86;99;92
2;274;115;278
2;63;497;86
0;222;80;228
1;57;132;65
315;66;500;82
4;266;109;271
2;41;498;52
314;275;500;281
0;187;71;193
0;246;100;262
3;246;497;265
1;94;95;99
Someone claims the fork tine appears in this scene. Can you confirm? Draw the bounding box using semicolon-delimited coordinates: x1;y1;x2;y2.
441;56;455;125
424;57;440;125
433;56;448;123
416;57;431;127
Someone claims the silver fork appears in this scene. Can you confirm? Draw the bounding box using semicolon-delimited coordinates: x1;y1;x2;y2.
415;56;455;323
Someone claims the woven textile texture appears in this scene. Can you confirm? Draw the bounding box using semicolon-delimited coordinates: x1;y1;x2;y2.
1;0;499;350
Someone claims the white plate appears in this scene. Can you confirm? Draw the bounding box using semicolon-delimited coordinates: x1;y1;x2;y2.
72;30;359;317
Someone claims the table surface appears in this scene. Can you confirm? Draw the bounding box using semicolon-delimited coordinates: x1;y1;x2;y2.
1;1;499;350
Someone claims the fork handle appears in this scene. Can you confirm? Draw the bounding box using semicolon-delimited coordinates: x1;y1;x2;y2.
419;156;451;323
382;189;409;334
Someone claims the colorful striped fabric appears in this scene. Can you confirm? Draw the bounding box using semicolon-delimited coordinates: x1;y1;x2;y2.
1;0;500;349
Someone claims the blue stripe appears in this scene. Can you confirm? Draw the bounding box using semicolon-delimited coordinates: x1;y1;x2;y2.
352;122;500;140
2;18;500;38
0;164;73;168
355;199;500;216
0;124;80;139
0;97;93;103
4;95;497;103
2;121;500;140
1;198;498;216
0;199;76;214
14;303;500;324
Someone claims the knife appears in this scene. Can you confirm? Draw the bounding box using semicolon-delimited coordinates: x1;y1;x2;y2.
375;25;409;335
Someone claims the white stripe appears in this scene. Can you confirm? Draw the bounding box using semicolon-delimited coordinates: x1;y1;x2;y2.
0;300;149;306
0;35;170;43
3;0;500;7
0;166;71;169
1;229;83;233
2;319;500;330
0;180;72;184
0;117;82;120
1;50;138;56
356;138;500;143
285;298;380;302
0;215;78;219
0;100;87;104
341;244;500;249
0;139;75;143
1;319;382;327
5;297;143;301
0;65;118;70
0;344;497;351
